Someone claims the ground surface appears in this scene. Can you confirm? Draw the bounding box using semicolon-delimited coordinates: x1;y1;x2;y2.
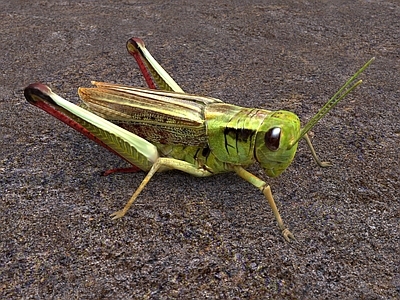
1;0;399;299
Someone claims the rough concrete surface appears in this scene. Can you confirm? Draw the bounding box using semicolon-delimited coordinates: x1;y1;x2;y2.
1;0;399;298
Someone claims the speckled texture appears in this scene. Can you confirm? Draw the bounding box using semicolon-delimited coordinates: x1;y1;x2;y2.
1;1;399;298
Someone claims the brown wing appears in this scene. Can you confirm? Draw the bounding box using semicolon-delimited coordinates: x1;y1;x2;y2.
78;82;222;145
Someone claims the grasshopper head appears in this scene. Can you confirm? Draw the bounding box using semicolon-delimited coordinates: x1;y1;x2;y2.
256;57;374;177
255;111;300;177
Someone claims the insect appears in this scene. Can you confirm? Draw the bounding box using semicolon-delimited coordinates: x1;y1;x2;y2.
24;37;374;241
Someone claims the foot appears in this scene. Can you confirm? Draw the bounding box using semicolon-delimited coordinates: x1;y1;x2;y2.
110;210;127;220
282;228;296;242
318;161;332;168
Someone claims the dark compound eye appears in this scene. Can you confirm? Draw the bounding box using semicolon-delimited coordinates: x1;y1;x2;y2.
265;127;281;151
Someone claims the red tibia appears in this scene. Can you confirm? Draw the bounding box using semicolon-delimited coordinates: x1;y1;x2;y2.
31;100;141;173
102;167;142;176
126;38;157;89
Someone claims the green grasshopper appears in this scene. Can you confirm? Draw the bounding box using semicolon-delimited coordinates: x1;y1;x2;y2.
24;37;374;241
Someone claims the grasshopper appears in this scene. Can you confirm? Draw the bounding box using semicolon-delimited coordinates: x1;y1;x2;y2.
24;37;374;241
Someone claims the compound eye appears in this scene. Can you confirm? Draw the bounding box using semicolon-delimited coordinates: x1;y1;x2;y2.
265;127;281;151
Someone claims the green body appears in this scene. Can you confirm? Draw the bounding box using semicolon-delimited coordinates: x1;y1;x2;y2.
78;83;300;178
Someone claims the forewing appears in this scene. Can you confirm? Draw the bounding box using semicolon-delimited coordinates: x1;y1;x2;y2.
78;82;222;145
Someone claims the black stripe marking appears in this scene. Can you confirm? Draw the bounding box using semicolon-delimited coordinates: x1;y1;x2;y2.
224;127;256;154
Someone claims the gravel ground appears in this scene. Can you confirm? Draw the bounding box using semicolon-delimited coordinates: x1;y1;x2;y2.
1;0;399;298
